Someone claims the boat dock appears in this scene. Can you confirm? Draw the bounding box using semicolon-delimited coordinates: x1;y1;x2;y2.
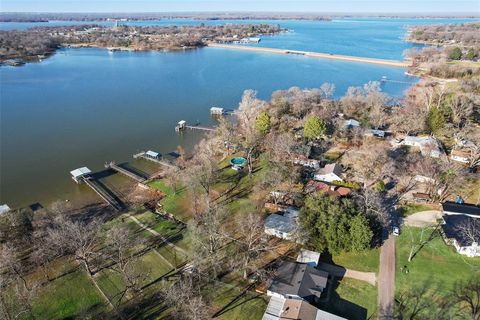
70;167;124;210
175;120;216;132
83;178;124;210
105;161;146;183
133;151;177;169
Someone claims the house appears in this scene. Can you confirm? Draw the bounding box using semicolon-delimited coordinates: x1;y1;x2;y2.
402;136;443;158
412;192;431;203
265;207;299;240
267;261;329;302
296;249;321;267
441;215;480;257
344;119;360;129
442;202;480;219
364;129;386;138
262;295;346;320
0;204;10;216
294;159;321;170
305;180;351;197
450;149;470;164
314;164;343;183
70;167;92;183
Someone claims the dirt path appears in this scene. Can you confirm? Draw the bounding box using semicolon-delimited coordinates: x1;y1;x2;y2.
403;210;442;227
317;262;376;286
378;235;395;320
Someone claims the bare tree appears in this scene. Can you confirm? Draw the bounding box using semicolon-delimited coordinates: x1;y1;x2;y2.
233;213;272;279
455;218;480;248
105;226;149;299
163;275;209;320
45;215;102;276
451;276;480;320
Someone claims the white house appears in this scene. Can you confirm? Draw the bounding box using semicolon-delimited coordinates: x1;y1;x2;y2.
402;136;443;158
264;206;299;240
314;163;343;183
442;215;480;257
450;149;470;164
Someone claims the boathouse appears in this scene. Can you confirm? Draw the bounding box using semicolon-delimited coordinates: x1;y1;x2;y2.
70;167;92;183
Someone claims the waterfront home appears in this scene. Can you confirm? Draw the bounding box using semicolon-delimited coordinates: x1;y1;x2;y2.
264;207;300;240
70;167;92;183
314;163;343;183
262;296;346;320
441;214;480;257
401;136;443;158
267;261;329;302
450;149;470;164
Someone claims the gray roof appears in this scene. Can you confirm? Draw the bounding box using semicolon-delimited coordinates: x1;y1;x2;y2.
442;215;480;247
268;261;329;299
317;163;343;176
265;214;296;234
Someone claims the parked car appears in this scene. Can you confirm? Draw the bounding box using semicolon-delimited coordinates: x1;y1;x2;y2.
392;226;400;236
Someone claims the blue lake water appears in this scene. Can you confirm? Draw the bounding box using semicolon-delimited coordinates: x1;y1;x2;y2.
0;17;475;207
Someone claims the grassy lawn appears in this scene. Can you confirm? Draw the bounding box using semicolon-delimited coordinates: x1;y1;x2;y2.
33;269;107;319
134;210;184;238
396;226;480;296
207;281;268;320
322;278;377;320
327;248;380;273
147;180;189;220
398;203;436;217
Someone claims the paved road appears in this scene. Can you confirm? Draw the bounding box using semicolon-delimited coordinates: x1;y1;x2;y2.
317;262;377;286
403;210;442;227
378;234;395;319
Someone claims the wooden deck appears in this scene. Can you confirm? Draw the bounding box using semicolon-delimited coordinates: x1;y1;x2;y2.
105;161;146;183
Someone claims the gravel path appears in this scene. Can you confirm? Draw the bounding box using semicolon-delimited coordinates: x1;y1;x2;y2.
403;210;442;227
317;262;377;286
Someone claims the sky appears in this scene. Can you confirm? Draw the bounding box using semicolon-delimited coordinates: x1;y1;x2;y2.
1;0;479;13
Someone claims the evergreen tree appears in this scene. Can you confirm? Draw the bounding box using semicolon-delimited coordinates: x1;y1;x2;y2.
449;47;462;60
255;111;271;135
303;115;326;140
427;107;445;134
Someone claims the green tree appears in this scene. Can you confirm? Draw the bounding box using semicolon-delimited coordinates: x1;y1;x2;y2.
375;180;386;193
255;111;271;135
427;107;445;134
449;47;462;60
466;48;477;60
300;193;373;254
303;116;326;140
349;215;373;252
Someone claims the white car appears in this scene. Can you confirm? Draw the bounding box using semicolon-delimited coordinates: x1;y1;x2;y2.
392;226;400;236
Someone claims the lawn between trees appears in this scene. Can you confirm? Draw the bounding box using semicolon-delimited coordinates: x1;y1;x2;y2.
395;226;480;318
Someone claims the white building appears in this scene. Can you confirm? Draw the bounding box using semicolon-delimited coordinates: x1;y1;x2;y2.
450;149;470;164
314;163;343;183
0;204;11;216
344;119;360;129
210;107;224;115
265;210;298;240
402;136;443;158
296;249;321;267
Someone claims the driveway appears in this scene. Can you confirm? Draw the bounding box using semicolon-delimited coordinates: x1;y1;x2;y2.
317;262;376;286
378;234;395;319
403;210;442;227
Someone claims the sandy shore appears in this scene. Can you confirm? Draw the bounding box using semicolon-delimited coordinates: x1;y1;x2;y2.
207;43;410;68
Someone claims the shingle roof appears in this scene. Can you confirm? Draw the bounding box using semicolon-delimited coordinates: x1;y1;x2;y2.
442;215;480;247
442;202;480;217
268;261;328;299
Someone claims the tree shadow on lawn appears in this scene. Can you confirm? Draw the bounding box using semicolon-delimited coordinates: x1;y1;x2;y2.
318;275;371;320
